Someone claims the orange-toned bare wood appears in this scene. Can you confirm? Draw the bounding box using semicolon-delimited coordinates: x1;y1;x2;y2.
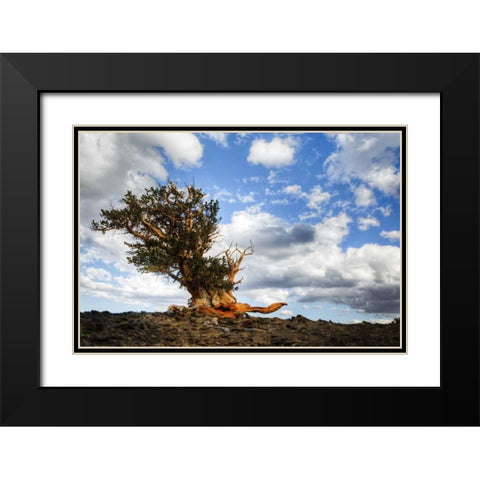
197;302;287;319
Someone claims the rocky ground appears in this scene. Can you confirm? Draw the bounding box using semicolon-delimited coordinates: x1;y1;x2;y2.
80;309;401;348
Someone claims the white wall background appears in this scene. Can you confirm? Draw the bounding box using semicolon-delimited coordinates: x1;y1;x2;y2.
1;2;479;479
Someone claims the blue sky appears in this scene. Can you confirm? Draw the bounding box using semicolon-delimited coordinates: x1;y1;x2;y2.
79;130;401;323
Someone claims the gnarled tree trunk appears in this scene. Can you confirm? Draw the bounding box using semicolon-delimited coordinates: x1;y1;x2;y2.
189;287;237;309
174;245;287;319
187;286;286;319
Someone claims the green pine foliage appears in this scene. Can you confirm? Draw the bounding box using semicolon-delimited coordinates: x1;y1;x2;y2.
91;182;235;294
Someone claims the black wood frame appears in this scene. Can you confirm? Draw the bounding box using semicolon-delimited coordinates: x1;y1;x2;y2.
0;54;478;425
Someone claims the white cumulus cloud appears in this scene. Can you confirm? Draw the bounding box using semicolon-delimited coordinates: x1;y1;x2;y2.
306;185;331;211
211;206;399;314
354;185;376;208
79;131;204;225
82;201;399;315
282;184;331;217
377;205;392;217
237;193;255;203
381;230;400;241
203;132;229;147
324;132;401;197
283;184;303;196
247;136;297;168
85;267;112;281
80;271;188;310
358;216;380;231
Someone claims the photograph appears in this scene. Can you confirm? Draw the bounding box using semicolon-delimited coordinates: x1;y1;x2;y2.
77;127;405;351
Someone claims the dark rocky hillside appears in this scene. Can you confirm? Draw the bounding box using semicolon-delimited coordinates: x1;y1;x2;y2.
80;310;401;348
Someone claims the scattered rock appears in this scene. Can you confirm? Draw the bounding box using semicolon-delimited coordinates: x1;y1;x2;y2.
214;326;230;333
79;311;401;348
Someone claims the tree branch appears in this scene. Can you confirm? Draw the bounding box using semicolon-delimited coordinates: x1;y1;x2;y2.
141;215;166;238
126;223;150;241
224;243;254;283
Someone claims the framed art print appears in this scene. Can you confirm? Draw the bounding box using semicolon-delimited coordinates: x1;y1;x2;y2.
74;125;406;354
1;54;478;425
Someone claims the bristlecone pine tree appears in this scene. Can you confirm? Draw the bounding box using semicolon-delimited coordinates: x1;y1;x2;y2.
91;182;286;318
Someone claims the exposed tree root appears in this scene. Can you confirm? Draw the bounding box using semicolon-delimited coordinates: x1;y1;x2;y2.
196;302;288;319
